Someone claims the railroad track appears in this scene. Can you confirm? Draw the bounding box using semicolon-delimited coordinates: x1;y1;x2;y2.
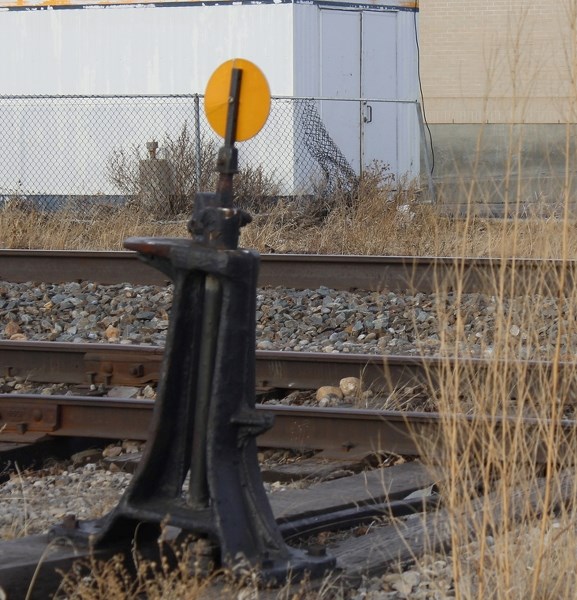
2;343;576;597
0;340;439;457
1;251;577;595
1;340;576;461
1;249;577;293
0;339;453;595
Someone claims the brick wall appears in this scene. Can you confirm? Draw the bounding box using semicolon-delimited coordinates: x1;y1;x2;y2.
419;1;577;123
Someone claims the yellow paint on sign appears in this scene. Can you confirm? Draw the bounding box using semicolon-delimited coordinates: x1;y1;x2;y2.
204;58;270;142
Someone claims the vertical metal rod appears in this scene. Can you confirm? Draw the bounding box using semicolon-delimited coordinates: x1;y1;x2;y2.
216;68;243;205
194;94;202;189
224;68;242;148
188;274;222;508
189;67;243;506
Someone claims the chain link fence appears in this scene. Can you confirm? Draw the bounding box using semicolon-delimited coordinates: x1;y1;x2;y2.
0;94;404;215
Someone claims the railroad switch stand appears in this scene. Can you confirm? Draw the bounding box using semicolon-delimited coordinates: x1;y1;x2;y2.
51;65;335;582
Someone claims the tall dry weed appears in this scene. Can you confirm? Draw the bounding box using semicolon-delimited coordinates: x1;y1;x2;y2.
409;36;577;591
393;253;577;600
54;542;332;600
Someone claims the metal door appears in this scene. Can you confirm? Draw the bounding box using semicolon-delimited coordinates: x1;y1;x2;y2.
319;10;362;172
319;9;398;176
361;11;398;175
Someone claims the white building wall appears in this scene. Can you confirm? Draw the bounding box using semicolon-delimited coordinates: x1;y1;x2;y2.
0;4;298;195
293;5;420;182
396;9;420;179
0;1;419;196
0;4;294;95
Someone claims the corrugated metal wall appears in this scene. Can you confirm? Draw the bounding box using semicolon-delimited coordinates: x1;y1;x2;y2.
0;4;295;95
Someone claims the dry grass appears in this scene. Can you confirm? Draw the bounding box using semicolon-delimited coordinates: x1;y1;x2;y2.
53;542;341;600
2;163;577;258
408;235;577;599
54;546;244;600
0;204;184;251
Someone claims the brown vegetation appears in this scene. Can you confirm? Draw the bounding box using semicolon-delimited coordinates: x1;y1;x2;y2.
3;167;577;260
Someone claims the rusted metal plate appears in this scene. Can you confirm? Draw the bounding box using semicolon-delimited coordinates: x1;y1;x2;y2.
0;394;429;456
1;394;576;465
0;341;87;384
0;250;170;287
0;341;432;391
255;351;429;390
84;350;163;386
0;401;58;433
261;406;432;456
5;341;577;412
0;341;164;387
0;340;440;393
0;395;153;441
55;396;154;440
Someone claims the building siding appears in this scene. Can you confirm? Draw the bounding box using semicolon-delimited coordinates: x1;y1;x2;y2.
420;1;577;124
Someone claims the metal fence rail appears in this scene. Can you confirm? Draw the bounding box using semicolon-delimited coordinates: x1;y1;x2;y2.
0;94;421;213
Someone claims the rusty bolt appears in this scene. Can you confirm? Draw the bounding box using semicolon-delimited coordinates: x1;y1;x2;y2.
130;364;144;377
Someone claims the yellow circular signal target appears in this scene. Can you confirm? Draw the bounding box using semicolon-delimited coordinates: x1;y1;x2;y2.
204;58;271;142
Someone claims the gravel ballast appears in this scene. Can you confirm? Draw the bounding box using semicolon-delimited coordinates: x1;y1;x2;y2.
0;280;572;360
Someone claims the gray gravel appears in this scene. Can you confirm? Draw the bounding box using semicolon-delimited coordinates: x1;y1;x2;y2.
0;461;132;541
0;445;309;542
0;281;572;359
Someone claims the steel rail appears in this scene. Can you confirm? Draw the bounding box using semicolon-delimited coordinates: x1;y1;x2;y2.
1;250;577;293
1;340;576;397
1;341;575;464
0;395;424;455
0;340;432;389
0;394;575;464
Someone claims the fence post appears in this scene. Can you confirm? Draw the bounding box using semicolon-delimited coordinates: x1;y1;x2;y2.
194;94;202;189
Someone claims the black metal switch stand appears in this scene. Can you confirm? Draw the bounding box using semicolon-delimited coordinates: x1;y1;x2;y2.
51;67;335;582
